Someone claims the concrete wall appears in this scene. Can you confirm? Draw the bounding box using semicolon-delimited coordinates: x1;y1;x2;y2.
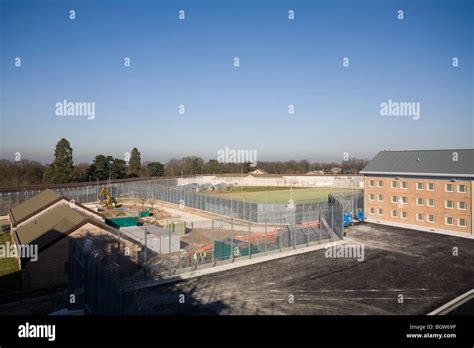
178;175;364;189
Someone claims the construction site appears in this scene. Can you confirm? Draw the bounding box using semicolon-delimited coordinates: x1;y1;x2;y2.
0;176;365;314
73;178;360;282
2;173;472;317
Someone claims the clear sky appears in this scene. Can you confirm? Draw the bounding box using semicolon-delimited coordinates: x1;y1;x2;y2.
1;0;472;164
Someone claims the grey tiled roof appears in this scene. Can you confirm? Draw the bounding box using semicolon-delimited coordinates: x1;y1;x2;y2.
361;150;474;177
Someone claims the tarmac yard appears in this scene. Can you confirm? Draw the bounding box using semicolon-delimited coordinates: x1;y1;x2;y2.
130;223;474;315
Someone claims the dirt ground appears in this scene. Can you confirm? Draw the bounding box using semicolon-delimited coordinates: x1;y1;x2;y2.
128;223;474;315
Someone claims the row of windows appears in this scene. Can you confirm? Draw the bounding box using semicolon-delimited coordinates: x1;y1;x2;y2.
368;180;467;193
368;194;467;210
368;208;468;227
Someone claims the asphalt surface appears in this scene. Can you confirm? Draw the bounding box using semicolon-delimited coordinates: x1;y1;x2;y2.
128;223;474;315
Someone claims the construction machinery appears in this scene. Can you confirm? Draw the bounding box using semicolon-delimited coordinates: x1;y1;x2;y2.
344;210;366;228
343;213;353;227
98;187;119;208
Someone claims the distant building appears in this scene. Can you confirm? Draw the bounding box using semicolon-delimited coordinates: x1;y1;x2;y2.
330;167;342;175
249;169;268;175
306;170;325;175
361;150;474;236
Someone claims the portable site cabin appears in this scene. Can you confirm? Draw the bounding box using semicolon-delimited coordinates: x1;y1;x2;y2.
161;219;186;236
120;225;180;255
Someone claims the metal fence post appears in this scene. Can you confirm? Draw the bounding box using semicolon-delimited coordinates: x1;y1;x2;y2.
231;218;234;262
264;219;267;254
293;225;296;250
248;220;251;259
144;230;147;281
331;205;334;231
279;212;282;252
170;223;173;255
212;219;215;265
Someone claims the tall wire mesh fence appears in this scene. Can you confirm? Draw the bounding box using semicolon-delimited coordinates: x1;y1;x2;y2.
0;178;176;215
57;183;363;314
0;176;365;314
66;215;340;314
0;179;363;240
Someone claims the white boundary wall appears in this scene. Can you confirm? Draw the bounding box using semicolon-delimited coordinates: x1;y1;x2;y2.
178;175;364;189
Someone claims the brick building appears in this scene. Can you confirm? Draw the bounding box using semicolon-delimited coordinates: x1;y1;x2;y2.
8;190;141;289
361;150;474;236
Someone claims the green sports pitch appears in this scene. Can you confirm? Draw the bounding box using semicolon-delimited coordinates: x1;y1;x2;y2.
207;186;360;204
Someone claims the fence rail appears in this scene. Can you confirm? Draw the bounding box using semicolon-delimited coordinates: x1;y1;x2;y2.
68;215;339;314
0;180;362;238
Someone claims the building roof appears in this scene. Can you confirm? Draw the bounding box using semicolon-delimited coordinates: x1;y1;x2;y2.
9;190;62;226
250;169;268;175
9;189;102;227
361;150;474;177
121;225;178;241
13;205;113;251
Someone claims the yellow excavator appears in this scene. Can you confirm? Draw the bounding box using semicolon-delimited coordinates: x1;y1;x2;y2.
98;187;119;208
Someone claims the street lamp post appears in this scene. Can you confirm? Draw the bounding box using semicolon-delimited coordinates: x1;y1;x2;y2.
108;160;114;192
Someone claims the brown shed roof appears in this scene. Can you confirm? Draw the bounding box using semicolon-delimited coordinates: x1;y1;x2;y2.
9;190;62;226
13;204;111;251
8;189;102;227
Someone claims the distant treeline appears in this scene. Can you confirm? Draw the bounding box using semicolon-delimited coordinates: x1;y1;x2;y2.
0;138;368;187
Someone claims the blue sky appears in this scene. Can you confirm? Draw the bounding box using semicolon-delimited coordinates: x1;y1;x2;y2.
1;0;472;164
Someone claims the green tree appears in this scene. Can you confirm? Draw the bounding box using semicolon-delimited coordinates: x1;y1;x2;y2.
43;138;74;183
146;162;164;176
128;147;141;177
72;163;89;182
88;155;109;180
111;158;127;179
203;159;223;174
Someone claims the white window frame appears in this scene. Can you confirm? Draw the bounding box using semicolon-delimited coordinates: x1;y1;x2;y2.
391;196;397;203
401;182;408;189
369;193;375;201
445;200;454;209
457;201;466;210
416;198;423;206
391;181;397;189
378;194;384;202
427;199;435;207
457;184;466;193
378;208;384;216
401;196;408;204
427;183;435;191
401;211;408;219
369;180;375;187
445;217;453;225
391;210;397;218
369;207;375;214
428;215;435;223
445;184;453;192
458;218;467;227
377;180;383;188
416;182;423;190
416;213;423;221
